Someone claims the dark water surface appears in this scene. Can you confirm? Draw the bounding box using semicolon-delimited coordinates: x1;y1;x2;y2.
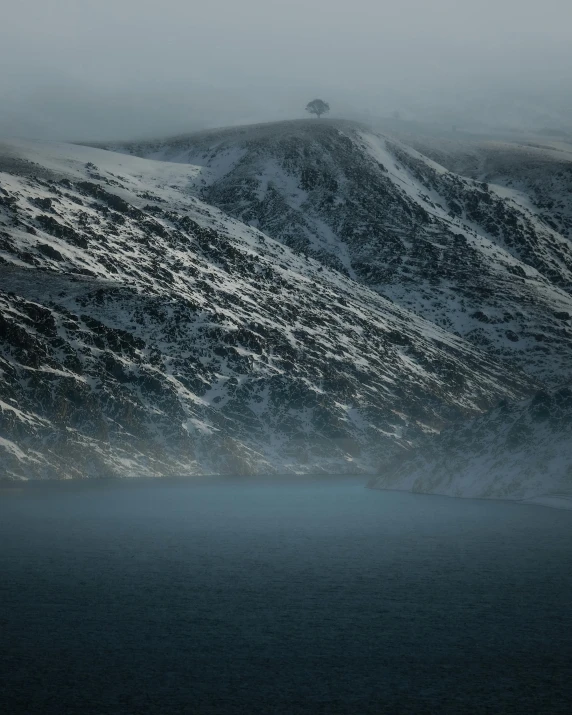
1;478;571;714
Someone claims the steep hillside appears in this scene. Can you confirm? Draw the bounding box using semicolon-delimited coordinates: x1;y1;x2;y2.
369;385;572;506
0;140;534;480
105;120;572;385
395;133;572;240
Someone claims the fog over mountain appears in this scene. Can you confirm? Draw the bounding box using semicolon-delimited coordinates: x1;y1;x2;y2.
1;0;572;502
2;0;572;140
3;7;572;715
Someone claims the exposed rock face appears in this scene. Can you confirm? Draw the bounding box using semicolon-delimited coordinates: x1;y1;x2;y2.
107;120;572;385
369;386;572;502
0;139;535;480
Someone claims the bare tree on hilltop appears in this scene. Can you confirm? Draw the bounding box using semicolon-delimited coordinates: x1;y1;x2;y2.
306;99;330;118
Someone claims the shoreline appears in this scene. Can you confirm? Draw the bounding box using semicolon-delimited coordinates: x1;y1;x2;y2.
367;483;572;511
1;473;571;511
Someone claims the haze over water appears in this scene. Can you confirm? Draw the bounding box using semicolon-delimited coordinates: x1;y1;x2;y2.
1;478;571;714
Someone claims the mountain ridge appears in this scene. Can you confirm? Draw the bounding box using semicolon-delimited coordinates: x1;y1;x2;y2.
102;119;572;386
0;138;536;480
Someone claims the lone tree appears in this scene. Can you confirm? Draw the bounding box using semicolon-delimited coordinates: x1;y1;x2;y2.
306;99;330;118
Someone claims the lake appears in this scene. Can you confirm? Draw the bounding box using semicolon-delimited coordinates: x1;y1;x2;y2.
1;478;571;714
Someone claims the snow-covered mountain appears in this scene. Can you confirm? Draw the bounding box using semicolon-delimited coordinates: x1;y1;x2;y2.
369;385;572;507
0;139;535;480
105;120;572;385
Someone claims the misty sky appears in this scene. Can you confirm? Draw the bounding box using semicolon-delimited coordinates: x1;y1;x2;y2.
2;0;572;140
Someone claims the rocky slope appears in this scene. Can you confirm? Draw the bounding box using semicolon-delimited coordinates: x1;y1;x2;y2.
105;120;572;386
394;133;572;241
0;139;535;480
369;385;572;506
